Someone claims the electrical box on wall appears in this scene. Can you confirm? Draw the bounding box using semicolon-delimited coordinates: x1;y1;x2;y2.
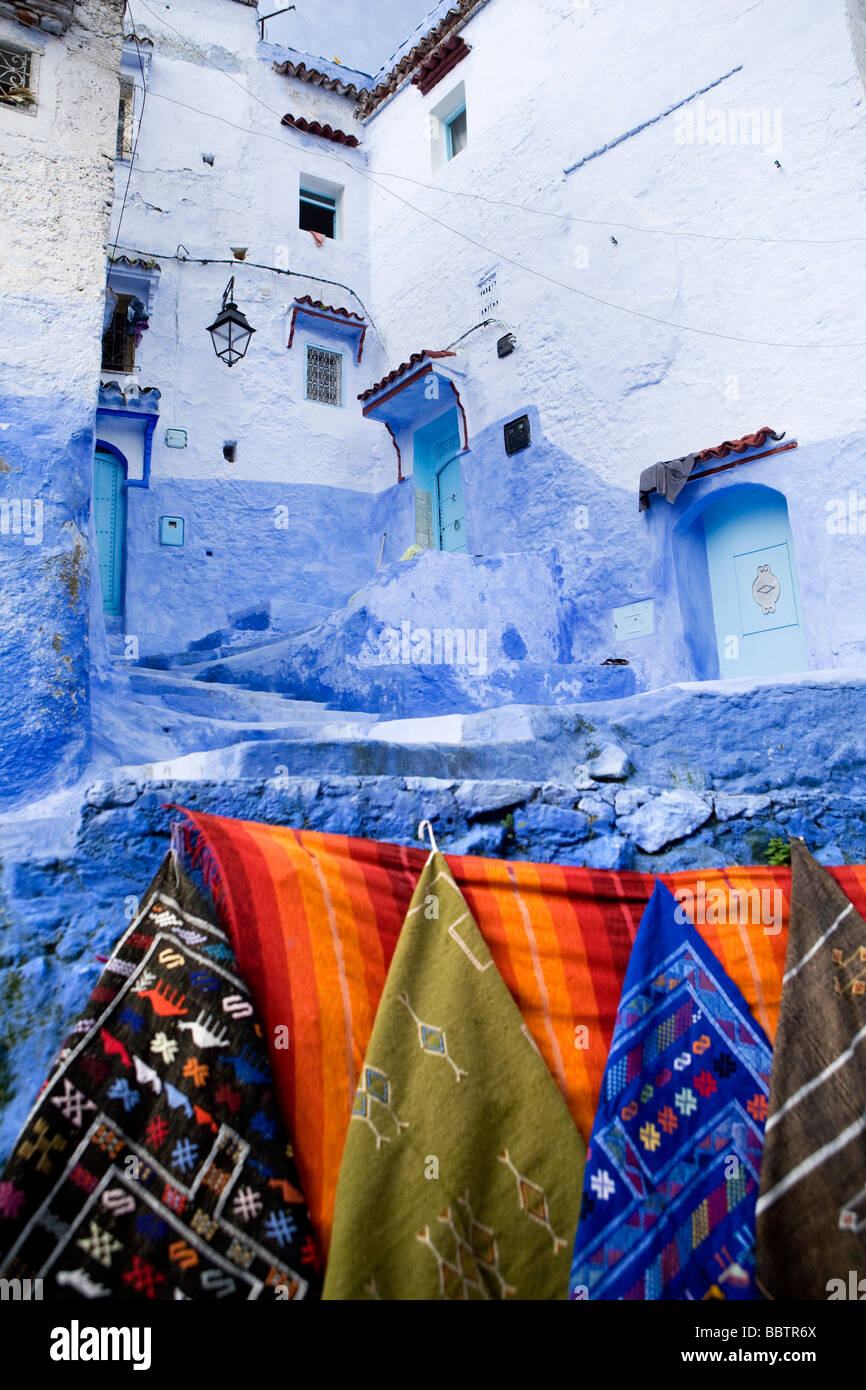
165;429;187;448
159;516;185;547
504;414;530;455
613;599;654;639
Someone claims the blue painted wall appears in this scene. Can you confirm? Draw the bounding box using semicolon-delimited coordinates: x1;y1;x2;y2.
0;392;94;806
122;476;411;655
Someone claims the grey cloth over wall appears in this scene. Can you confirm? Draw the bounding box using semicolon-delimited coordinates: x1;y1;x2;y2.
638;453;698;512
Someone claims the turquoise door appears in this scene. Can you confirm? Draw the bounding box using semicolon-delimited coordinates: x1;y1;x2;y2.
93;448;126;615
703;490;807;679
412;410;465;551
436;452;466;553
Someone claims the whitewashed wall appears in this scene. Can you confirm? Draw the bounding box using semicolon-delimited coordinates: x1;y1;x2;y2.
359;0;866;688
107;0;398;653
364;0;866;470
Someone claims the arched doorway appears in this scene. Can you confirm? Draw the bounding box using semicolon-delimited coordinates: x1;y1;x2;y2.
675;484;808;680
93;445;127;616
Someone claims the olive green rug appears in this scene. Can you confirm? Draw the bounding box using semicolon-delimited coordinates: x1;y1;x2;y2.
323;850;586;1300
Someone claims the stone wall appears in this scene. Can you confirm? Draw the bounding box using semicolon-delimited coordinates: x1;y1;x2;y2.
2;670;864;1162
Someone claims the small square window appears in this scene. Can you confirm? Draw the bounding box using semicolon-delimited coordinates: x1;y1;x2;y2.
0;42;33;104
299;187;336;239
116;79;134;160
305;345;342;407
445;104;468;160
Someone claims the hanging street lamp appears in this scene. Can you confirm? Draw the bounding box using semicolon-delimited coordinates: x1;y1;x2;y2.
206;277;256;366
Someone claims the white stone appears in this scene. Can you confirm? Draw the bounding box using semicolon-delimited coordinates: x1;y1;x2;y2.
618;790;712;853
615;787;651;817
713;792;772;822
587;742;633;781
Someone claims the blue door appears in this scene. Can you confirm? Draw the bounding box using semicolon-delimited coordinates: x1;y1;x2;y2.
436;449;466;553
703;490;807;679
93;448;126;615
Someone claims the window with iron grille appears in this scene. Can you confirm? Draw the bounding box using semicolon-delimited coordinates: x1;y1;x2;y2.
0;43;33;103
305;345;342;406
102;293;136;373
116;79;134;160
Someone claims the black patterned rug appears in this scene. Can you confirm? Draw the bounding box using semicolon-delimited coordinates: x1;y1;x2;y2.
0;853;322;1300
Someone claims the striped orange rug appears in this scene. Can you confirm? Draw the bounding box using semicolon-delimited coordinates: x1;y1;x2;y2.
180;809;866;1252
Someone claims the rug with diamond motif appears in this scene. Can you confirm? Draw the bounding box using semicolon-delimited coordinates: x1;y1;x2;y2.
0;854;321;1300
323;850;586;1300
569;879;773;1301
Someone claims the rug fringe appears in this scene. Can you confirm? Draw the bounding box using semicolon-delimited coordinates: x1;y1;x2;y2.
165;807;237;944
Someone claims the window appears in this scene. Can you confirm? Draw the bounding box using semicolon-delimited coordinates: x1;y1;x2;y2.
445;104;468;160
299;187;337;239
0;42;33;105
102;292;149;373
305;345;342;406
430;80;467;172
116;78;134;160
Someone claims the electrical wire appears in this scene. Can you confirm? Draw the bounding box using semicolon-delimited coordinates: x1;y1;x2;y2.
119;80;866;250
130;0;866;249
125;0;866;349
109;247;390;364
108;5;148;266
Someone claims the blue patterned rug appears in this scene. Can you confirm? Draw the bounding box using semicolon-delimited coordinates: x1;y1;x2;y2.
570;880;772;1301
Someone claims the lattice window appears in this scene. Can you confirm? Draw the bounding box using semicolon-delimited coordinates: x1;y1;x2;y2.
0;43;32;103
116;79;134;160
305;346;342;406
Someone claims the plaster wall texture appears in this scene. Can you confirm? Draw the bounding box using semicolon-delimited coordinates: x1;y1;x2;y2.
95;0;866;698
0;0;123;802
365;0;866;463
352;0;866;702
97;0;405;654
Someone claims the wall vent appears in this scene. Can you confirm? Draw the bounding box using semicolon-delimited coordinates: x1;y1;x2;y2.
478;268;499;320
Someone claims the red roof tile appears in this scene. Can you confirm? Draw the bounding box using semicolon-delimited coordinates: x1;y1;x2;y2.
273;58;365;100
694;427;785;464
357;0;485;116
411;35;470;95
358;350;456;402
281;113;360;146
293;295;364;324
288;296;368;361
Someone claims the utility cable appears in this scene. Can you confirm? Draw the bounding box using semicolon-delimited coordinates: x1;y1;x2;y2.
123;1;866;349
